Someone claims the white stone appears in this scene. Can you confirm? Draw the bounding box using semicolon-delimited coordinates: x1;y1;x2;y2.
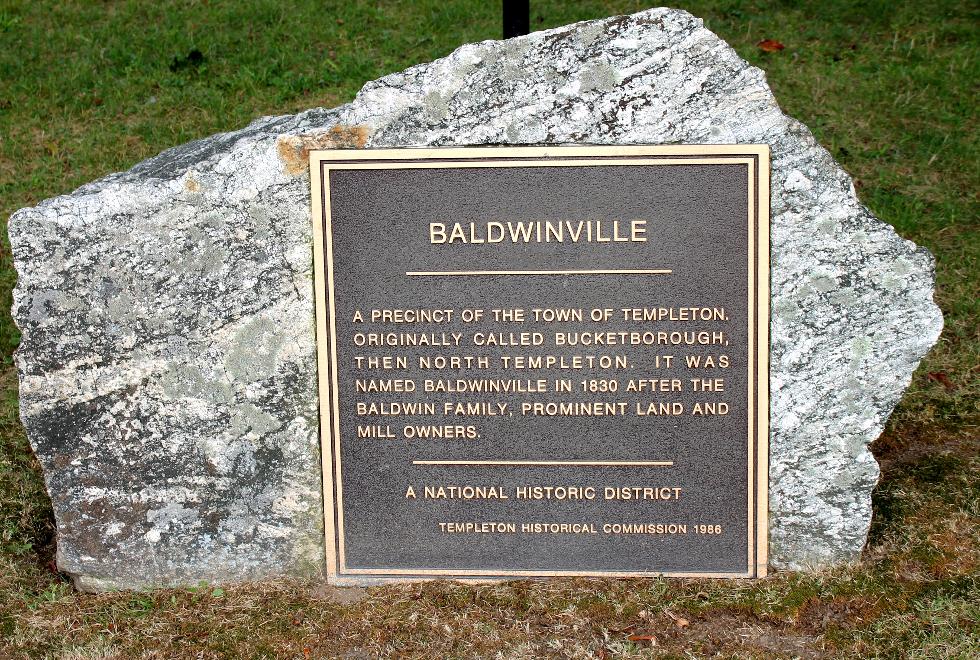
8;7;941;590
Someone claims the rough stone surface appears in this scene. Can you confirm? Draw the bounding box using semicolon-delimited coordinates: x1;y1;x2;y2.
9;8;942;590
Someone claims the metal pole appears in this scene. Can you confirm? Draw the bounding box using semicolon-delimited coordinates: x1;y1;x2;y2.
503;0;529;39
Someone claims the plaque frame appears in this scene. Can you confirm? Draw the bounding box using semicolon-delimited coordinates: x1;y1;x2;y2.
309;145;770;583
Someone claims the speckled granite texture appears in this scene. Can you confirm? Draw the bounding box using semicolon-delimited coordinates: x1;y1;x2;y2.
9;8;942;590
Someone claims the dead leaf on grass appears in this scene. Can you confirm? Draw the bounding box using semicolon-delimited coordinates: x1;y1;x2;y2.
758;39;786;52
927;372;957;390
608;624;637;634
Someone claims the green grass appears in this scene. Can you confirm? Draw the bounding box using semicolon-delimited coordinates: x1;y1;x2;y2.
1;0;978;657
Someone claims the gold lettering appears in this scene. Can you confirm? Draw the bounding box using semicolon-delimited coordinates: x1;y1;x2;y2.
428;220;652;244
429;222;447;243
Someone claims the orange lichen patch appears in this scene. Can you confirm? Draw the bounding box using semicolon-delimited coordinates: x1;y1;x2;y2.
276;125;370;175
184;176;201;192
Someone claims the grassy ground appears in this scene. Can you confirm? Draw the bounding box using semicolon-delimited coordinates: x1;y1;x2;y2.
1;0;977;657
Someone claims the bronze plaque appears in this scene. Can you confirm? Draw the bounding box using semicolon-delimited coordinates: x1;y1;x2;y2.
310;146;769;583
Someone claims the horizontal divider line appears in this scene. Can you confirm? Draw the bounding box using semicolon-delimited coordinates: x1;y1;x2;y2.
406;269;672;276
412;460;674;467
405;268;674;277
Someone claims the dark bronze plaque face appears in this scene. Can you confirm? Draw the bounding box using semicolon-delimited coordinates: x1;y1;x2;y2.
310;146;769;583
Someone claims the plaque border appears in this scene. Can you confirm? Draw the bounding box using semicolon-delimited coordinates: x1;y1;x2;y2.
309;145;770;584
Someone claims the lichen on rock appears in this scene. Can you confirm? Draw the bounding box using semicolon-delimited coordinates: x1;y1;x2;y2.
8;7;941;590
